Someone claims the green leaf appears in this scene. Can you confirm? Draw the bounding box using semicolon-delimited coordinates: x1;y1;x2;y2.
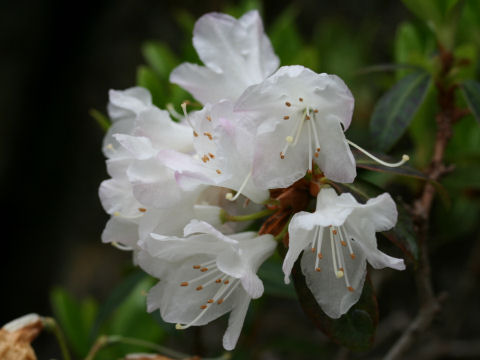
461;80;480;124
258;252;297;299
89;108;110;132
136;66;165;108
141;41;178;79
269;6;303;65
292;266;378;352
50;288;98;357
89;271;147;341
334;179;419;263
370;71;431;151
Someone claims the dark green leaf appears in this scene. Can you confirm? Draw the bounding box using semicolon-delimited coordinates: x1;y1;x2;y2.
461;80;480;123
334;179;419;262
141;41;178;79
258;252;297;299
89;271;147;341
370;71;431;151
136;66;165;108
89;108;110;132
50;288;98;357
292;265;378;352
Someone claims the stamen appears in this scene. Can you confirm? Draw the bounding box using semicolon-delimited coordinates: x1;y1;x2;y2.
285;101;291;107
299;97;304;102
333;228;344;277
180;282;189;287
200;267;208;272
111;242;134;251
176;278;235;330
181;102;198;137
226;172;252;201
216;169;222;174
335;227;353;290
292;109;308;146
138;208;147;212
284;116;290;120
196;286;203;291
203;132;213;140
330;228;343;278
217;280;241;305
308;121;313;173
340;227;356;259
207;299;214;303
193;265;201;269
208;153;215;159
347;140;409;167
166;103;184;121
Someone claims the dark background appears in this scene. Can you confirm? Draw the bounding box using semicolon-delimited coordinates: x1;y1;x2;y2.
2;0;443;358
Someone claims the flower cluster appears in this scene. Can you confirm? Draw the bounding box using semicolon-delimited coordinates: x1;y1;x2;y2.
99;10;406;350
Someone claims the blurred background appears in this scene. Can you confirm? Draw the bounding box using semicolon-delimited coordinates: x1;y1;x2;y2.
1;0;479;359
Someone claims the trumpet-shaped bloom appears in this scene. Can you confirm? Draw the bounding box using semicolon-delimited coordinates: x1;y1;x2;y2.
282;188;405;318
159;100;269;203
170;11;279;104
235;65;356;188
139;220;276;350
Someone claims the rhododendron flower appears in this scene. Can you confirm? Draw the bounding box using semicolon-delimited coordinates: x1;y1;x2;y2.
170;11;279;104
282;188;405;318
139;220;276;350
235;65;356;188
159;100;269;203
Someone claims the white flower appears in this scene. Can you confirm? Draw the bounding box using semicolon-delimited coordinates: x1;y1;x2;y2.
139;220;276;350
234;65;356;189
170;11;279;104
282;188;405;318
159;100;270;203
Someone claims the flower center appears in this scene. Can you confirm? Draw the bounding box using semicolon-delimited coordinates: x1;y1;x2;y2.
310;225;356;292
280;98;321;173
175;259;240;330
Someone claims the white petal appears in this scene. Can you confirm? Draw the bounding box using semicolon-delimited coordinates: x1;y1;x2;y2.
134;107;193;153
107;87;151;122
98;178;141;217
314;115;356;183
240;270;264;299
283;217;314;283
217;249;245;279
102;119;135;158
184;220;238;245
222;292;251;350
300;233;367;318
101;216;139;248
350;193;398;232
114;134;156;160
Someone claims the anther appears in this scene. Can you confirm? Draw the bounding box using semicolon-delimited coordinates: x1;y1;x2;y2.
318;253;323;259
180;282;188;287
332;229;337;235
314;152;319;158
196;286;203;291
209;153;215;159
285;101;291;107
203;132;213;140
315;267;321;272
316;148;321;152
207;299;214;303
311;248;316;253
350;254;356;259
347;286;355;292
193;265;201;269
284;116;290;120
314;109;318;113
223;280;230;284
200;305;207;309
217;299;224;304
216;169;222;174
207;116;212;121
200;267;208;272
138;208;147;212
305;115;310;120
280;152;285;159
299;97;303;102
202;155;209;163
215;279;222;283
341;241;347;246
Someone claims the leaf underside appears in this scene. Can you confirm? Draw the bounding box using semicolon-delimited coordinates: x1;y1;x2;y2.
461;80;480;124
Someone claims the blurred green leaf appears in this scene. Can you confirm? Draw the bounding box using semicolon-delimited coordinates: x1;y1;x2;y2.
461;80;480;124
292;267;378;352
136;66;165;108
141;41;178;79
90;271;147;341
370;71;431;151
224;0;263;18
50;288;98;357
269;6;303;65
89;108;110;132
258;252;297;299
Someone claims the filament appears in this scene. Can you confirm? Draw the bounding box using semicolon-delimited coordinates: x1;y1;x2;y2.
347;140;409;167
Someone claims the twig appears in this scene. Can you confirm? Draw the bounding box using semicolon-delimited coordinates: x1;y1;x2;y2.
384;44;464;360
